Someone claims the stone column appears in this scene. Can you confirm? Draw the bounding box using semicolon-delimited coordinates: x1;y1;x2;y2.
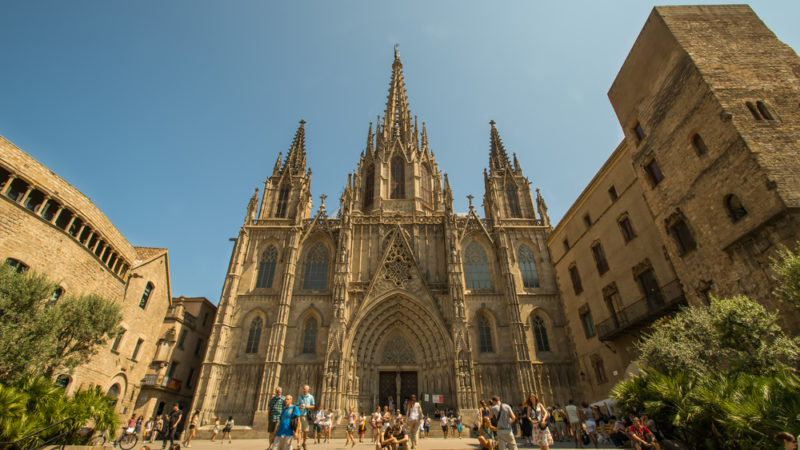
495;231;536;398
252;228;301;428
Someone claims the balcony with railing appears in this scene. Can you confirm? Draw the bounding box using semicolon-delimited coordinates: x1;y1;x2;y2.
141;373;182;391
596;279;686;342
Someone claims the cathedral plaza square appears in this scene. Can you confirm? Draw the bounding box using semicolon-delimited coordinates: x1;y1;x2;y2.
1;2;800;450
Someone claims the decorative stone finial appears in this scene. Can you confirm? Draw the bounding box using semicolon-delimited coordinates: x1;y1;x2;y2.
320;194;327;212
394;44;400;60
467;194;475;211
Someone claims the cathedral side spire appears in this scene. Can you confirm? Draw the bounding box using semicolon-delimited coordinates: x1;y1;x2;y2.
383;47;413;145
283;119;307;175
489;120;512;174
365;122;374;157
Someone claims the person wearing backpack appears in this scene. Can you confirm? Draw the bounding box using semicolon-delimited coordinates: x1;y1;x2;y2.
272;395;302;450
490;396;518;450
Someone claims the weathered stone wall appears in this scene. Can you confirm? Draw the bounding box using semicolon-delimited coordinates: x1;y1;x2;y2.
0;137;172;419
609;5;800;326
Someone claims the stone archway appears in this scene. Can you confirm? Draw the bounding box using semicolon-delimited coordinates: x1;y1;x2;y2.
346;293;456;412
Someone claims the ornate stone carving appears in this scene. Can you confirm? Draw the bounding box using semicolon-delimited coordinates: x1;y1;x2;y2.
383;240;413;287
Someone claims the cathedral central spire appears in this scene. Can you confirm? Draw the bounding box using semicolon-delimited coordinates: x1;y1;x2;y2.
383;46;413;144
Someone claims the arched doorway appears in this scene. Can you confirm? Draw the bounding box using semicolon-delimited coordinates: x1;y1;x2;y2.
347;294;455;413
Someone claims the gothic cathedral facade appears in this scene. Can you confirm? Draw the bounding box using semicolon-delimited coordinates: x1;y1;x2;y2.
191;50;578;428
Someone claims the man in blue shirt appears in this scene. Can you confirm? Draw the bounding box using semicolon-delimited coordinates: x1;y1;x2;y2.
296;385;315;450
273;395;301;450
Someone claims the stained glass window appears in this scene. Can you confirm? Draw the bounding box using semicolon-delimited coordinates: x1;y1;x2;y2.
518;245;539;288
303;244;329;289
464;242;491;290
256;245;278;288
246;317;262;354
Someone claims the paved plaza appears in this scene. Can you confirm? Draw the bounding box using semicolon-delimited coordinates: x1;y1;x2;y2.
171;437;619;450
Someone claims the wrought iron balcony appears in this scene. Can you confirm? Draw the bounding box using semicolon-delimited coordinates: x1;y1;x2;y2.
597;279;686;342
142;374;159;386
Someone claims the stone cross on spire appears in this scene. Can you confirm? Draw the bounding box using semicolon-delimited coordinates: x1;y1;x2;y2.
467;194;475;211
319;194;327;213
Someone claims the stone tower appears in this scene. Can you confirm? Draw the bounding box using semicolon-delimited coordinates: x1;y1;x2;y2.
191;48;577;431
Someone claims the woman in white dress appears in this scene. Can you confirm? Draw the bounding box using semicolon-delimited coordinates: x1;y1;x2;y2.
529;394;554;450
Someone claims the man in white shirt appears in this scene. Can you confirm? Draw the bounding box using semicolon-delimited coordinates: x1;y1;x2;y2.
490;396;518;450
405;394;422;449
565;400;582;448
296;385;315;450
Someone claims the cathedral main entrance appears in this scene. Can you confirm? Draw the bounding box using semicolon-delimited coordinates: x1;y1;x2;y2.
378;371;417;409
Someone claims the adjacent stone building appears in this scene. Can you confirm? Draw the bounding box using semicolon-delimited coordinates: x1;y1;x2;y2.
548;141;685;402
191;49;578;431
136;296;217;417
549;4;800;402
0;136;173;416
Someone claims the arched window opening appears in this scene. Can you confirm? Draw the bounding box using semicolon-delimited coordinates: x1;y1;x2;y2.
55;374;71;389
256;245;278;288
421;165;432;204
363;165;375;209
506;183;521;217
4;258;29;274
4;178;29;202
107;384;121;406
725;194;748;222
478;314;494;353
139;282;154;309
391;157;405;199
691;133;708;156
532;316;551;352
464;242;491;290
275;185;290;218
302;317;317;354
756;101;774;120
50;287;64;303
303;244;329;290
518;245;539;288
245;317;262;354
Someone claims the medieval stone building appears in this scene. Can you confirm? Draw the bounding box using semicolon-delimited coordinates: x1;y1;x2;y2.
191;49;577;429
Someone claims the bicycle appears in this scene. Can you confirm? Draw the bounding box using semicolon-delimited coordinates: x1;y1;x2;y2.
88;427;139;450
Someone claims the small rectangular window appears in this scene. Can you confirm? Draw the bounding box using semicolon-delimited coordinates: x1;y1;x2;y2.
186;368;195;389
178;330;187;349
608;186;618;202
131;338;144;361
194;338;203;357
583;214;591;228
592;357;608;384
580;309;595;338
569;265;583;295
591;243;609;275
562;239;569;252
619;216;636;242
691;133;708;156
632;122;645;143
203;312;210;326
69;217;83;237
645;159;664;187
111;329;126;353
670;218;697;254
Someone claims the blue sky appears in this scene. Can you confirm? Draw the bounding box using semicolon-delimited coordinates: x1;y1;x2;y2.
1;1;798;302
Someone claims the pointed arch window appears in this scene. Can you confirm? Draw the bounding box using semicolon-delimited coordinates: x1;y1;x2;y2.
464;242;491;290
139;282;154;309
363;165;375;209
256;245;278;288
421;165;432;204
532;316;551;352
506;183;521;218
391;157;405;199
275;185;290;218
518;245;540;288
303;244;329;290
245;317;262;354
302;317;317;354
478;314;494;353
